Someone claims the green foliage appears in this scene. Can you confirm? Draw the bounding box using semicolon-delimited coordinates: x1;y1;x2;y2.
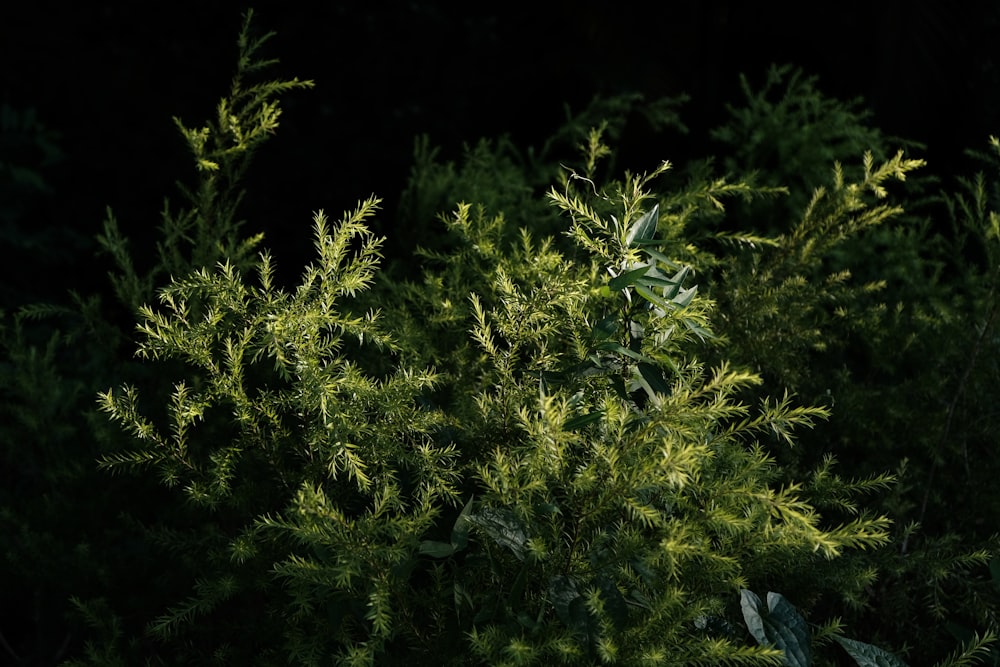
85;93;907;663
700;67;1000;665
709;148;925;389
96;8;313;312
3;10;999;667
710;64;909;223
740;589;996;667
741;591;812;667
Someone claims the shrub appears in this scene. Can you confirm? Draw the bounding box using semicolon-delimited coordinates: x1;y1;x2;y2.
4;10;998;667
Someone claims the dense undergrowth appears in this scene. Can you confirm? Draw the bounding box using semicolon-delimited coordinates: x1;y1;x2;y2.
2;10;998;667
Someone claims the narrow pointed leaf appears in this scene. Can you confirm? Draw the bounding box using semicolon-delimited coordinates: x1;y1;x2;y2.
451;496;475;550
642;246;680;270
609;265;653;291
673;285;698;307
596;341;657;364
564;411;605;431
634;284;674;312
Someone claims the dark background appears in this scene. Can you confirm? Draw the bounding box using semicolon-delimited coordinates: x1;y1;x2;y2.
2;1;999;299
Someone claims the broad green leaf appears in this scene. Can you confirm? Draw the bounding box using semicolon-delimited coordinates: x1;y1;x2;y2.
468;506;529;560
509;564;528;604
610;375;629;401
637;362;671;396
766;592;811;667
548;575;592;636
418;540;455;558
473;592;500;624
740;590;811;667
548;575;580;627
833;636;909;667
635;265;686;292
642;246;679;270
741;590;768;645
668;265;690;285
634;274;677;289
626;203;660;247
629;237;669;247
516;610;539;631
591;314;620;342
453;581;473;621
534;502;561;515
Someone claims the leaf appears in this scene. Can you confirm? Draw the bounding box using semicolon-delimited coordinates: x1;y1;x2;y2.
467;506;529;560
453;581;473;621
594;574;629;630
548;575;580;626
516;610;539;631
635;265;688;292
642;246;679;270
740;590;812;667
534;502;561;515
667;265;690;285
548;575;591;636
833;636;909;667
563;411;605;431
596;341;657;364
509;564;529;605
609;265;653;291
418;540;455;558
591;314;620;342
740;590;768;644
451;496;475;551
634;284;674;312
625;204;660;247
637;362;671;396
673;285;697;308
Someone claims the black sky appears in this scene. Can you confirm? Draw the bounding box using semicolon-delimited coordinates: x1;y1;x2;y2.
2;2;998;298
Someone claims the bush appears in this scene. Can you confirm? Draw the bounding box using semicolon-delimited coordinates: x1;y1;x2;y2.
3;10;998;667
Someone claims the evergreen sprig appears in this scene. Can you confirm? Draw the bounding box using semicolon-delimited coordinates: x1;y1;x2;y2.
96;9;314;312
